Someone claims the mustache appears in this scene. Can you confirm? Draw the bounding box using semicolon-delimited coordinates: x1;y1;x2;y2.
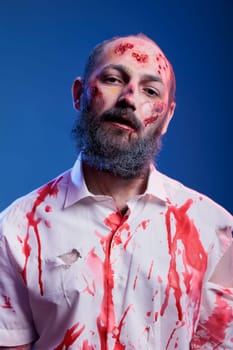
100;107;143;131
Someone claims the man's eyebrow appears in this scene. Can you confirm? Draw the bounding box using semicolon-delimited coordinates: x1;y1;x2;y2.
100;64;130;76
100;65;164;84
141;74;164;85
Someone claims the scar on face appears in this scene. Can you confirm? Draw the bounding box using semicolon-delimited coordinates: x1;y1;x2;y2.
156;53;169;75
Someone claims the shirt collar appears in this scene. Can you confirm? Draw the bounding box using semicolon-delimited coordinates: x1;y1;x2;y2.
144;163;168;203
64;157;168;208
64;156;94;208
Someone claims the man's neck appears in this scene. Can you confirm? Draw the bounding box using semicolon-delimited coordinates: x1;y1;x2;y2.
82;163;149;212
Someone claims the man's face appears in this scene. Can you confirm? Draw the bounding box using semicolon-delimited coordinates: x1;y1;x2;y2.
73;36;175;178
82;36;175;140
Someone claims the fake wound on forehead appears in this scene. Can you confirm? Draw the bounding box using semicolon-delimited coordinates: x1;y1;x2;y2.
156;53;169;75
113;42;149;63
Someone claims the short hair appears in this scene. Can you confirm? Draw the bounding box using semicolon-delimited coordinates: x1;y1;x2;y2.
83;34;176;104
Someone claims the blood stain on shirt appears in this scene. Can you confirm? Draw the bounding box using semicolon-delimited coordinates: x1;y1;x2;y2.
112;305;132;349
0;295;13;309
81;339;95;349
54;322;86;350
147;260;154;280
23;176;63;296
82;274;96;297
160;199;208;348
45;205;52;212
195;291;233;346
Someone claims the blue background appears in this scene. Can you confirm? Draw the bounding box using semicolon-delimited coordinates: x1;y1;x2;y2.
0;0;232;213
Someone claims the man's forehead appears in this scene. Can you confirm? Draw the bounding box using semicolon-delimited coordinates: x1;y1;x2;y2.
103;36;164;59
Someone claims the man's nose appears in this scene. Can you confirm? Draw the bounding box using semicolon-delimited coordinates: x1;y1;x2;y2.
117;85;136;111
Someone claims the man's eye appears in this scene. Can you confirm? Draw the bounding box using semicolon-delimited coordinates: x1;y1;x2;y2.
144;88;159;97
103;76;122;84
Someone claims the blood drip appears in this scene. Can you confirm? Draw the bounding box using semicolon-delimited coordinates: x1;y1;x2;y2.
54;322;86;350
160;199;208;348
22;176;63;296
0;295;13;309
97;211;131;349
147;260;154;280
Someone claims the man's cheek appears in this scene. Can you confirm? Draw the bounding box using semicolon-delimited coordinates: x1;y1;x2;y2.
142;102;167;127
87;85;105;110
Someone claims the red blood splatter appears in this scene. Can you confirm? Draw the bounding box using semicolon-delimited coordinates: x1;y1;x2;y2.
157;275;163;283
152;290;158;302
152;102;166;114
97;212;131;349
0;295;13;309
45;205;52;212
112;305;132;349
114;42;134;55
23;177;63;296
131;51;148;63
154;312;158;322
147;260;154;280
191;291;233;347
44;220;51;228
81;340;95;350
133;275;138;290
160;199;207;323
144;116;158;127
21;231;32;285
82;274;96;296
165;321;185;350
17;235;23;243
123;231;133;250
86;247;103;280
155;54;169;72
146;311;152;317
139;219;150;230
54;322;86;350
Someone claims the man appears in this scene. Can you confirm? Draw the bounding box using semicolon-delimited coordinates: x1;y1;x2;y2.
0;34;232;349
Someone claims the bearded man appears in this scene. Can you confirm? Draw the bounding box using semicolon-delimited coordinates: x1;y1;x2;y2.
0;34;232;350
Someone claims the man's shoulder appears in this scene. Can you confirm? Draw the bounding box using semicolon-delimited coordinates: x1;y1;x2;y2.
0;169;72;224
158;171;232;226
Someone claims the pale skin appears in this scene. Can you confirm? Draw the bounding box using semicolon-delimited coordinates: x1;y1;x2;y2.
1;36;175;349
73;36;176;211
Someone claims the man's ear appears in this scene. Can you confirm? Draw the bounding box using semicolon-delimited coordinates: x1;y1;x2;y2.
72;77;83;111
161;101;176;135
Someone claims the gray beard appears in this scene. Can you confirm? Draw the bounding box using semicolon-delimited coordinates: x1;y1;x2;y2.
72;108;163;179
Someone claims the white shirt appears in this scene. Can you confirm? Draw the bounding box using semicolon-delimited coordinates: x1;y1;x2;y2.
0;158;232;349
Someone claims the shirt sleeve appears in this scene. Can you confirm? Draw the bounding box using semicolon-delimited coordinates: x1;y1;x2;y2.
0;214;38;346
191;226;233;349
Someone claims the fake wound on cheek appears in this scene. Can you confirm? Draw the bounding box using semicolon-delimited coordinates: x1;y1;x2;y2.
88;84;105;109
143;102;167;127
